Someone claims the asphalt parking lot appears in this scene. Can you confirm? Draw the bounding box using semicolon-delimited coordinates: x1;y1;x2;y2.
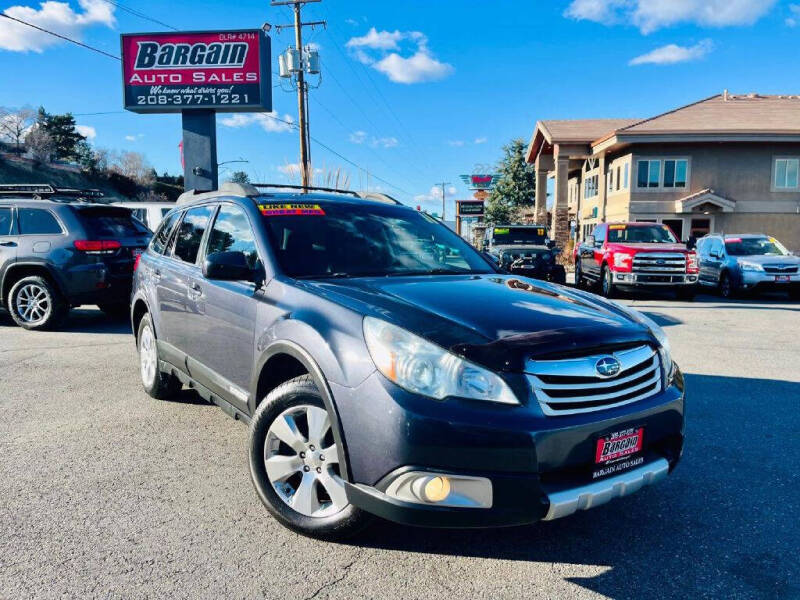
1;291;799;600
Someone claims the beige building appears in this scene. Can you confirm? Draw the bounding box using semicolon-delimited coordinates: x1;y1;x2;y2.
526;92;800;250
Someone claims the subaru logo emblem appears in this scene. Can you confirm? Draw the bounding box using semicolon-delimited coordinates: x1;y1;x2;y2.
656;259;665;265
595;356;621;378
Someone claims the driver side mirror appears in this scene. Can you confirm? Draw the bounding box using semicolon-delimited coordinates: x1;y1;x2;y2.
203;251;253;281
585;235;595;247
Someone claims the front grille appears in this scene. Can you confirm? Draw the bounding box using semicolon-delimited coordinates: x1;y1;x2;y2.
763;264;798;274
526;345;662;416
632;253;686;274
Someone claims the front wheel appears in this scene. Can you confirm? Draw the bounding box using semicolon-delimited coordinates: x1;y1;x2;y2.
601;266;617;298
718;272;735;299
249;375;371;540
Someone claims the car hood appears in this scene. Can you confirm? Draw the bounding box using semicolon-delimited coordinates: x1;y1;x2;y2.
298;274;654;372
606;242;688;253
732;254;800;265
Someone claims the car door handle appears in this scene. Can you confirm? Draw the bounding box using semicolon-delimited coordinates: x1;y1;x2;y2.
0;241;16;247
152;268;162;282
188;281;202;299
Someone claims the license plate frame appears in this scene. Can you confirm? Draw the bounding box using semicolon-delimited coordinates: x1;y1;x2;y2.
595;427;644;465
775;275;790;283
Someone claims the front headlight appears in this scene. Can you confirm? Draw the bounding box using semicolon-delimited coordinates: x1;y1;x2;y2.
363;316;519;405
607;300;674;384
738;260;764;272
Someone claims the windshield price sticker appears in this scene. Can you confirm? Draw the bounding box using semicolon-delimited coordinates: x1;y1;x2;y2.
494;228;510;234
259;203;326;216
609;224;627;230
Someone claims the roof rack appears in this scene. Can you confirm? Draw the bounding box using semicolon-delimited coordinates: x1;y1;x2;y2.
252;183;361;198
0;184;105;201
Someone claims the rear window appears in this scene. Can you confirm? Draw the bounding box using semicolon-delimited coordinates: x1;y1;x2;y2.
75;207;149;238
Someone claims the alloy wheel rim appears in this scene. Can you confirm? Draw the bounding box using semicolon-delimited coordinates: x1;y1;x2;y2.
15;283;51;325
721;276;731;297
139;325;158;387
264;404;348;518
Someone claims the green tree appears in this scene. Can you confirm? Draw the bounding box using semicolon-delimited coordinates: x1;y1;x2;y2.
485;138;536;224
228;170;250;184
37;107;86;162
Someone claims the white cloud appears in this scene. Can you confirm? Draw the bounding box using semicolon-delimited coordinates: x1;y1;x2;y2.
124;134;143;142
346;27;403;51
347;28;453;84
220;112;294;133
629;39;713;65
0;0;116;53
565;0;776;34
75;124;95;139
349;130;397;148
786;3;800;26
447;140;465;147
474;137;488;144
414;184;457;205
277;162;322;176
349;130;367;144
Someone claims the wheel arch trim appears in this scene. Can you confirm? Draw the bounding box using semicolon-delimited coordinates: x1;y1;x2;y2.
251;340;352;482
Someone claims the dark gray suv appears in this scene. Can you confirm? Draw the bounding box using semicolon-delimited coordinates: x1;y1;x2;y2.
0;187;151;330
131;183;685;541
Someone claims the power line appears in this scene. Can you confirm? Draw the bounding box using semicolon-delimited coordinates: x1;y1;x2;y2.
97;0;178;31
262;113;412;199
0;13;120;60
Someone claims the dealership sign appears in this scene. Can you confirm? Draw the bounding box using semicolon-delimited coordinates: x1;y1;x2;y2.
121;30;271;113
457;200;485;216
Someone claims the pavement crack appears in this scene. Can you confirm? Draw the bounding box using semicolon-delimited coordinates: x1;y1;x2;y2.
302;549;363;600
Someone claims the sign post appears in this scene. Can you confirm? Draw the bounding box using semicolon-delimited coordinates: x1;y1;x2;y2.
121;29;272;192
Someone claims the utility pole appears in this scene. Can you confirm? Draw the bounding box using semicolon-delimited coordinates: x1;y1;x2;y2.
272;0;324;190
437;182;451;220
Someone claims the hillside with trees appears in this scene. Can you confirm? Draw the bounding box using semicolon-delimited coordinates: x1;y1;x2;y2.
0;105;182;201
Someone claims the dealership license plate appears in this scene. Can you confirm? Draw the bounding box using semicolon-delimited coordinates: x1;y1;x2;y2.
592;428;644;479
775;275;790;283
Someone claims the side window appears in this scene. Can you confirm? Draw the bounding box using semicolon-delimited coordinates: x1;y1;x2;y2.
150;211;180;255
18;208;62;235
0;207;13;236
172;205;215;264
205;204;259;269
593;225;606;246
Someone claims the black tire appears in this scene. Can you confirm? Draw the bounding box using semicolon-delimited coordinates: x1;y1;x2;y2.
136;313;182;399
676;287;696;301
249;375;371;541
718;271;735;299
601;265;617;298
551;264;567;285
98;302;130;319
7;275;67;331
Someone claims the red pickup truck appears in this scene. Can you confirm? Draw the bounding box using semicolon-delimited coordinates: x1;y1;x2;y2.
575;222;699;299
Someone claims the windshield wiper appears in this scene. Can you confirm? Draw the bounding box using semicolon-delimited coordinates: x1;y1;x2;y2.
386;268;472;277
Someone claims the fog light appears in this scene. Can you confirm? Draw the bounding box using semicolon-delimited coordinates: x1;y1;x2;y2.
382;470;493;508
421;476;451;502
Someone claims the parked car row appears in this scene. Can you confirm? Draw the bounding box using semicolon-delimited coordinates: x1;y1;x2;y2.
574;221;799;300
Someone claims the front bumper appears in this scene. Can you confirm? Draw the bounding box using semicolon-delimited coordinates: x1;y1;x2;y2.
613;272;698;286
740;270;799;292
332;368;684;528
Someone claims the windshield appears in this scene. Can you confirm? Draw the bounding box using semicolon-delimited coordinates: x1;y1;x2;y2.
492;227;548;245
607;224;678;244
725;236;789;256
261;201;495;279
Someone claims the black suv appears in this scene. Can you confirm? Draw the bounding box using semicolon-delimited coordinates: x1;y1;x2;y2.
0;185;151;329
131;183;684;540
484;224;566;284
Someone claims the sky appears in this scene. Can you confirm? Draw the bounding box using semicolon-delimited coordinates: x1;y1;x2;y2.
1;0;799;216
